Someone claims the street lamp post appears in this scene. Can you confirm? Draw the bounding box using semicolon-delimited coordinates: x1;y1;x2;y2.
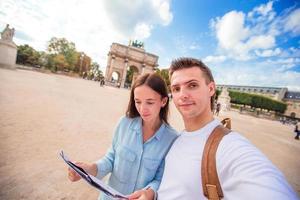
80;53;84;75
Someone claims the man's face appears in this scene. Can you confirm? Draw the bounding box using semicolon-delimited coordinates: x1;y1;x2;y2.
170;67;215;120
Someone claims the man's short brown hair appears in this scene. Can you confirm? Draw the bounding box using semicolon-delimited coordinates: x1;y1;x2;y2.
169;57;216;111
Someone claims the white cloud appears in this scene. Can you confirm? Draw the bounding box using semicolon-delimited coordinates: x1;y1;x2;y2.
155;0;173;25
134;23;152;39
103;0;172;39
212;9;278;61
210;1;300;63
189;44;200;50
248;1;274;17
284;8;300;35
267;57;300;72
212;61;300;91
214;11;249;51
255;48;281;57
0;0;173;68
203;55;227;63
191;1;299;91
246;35;275;49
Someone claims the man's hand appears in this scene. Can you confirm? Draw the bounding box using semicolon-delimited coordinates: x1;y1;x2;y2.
68;162;97;182
127;188;155;200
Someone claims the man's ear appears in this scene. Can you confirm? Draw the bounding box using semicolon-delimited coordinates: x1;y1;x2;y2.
208;82;216;97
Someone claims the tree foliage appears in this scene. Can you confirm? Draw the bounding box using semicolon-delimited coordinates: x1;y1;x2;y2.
16;37;93;74
17;44;40;66
85;62;103;81
47;37;78;70
155;68;170;87
53;54;68;71
229;90;287;113
125;67;136;84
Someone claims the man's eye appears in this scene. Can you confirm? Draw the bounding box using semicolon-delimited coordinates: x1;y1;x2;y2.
189;83;198;88
147;102;154;105
172;87;180;93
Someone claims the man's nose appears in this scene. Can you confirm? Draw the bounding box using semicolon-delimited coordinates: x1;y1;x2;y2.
179;88;189;99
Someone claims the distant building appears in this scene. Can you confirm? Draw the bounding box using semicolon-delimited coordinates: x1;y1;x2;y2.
282;91;300;118
105;42;158;88
216;84;300;118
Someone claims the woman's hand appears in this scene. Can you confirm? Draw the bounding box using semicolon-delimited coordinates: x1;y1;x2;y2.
127;188;155;200
68;162;98;182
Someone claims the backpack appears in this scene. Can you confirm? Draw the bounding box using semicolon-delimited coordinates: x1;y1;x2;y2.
201;118;231;200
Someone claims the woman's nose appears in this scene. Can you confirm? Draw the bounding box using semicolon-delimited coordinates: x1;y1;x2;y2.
140;103;148;112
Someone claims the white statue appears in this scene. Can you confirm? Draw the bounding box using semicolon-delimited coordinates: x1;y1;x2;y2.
1;24;15;42
218;87;231;112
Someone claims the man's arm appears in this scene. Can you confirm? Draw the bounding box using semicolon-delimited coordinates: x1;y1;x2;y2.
217;132;298;200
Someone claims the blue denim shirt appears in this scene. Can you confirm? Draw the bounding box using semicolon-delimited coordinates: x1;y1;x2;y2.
96;116;178;200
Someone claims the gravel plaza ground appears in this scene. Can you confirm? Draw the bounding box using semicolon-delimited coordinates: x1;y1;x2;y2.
0;68;299;199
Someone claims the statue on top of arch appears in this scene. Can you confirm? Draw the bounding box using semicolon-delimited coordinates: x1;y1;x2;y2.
129;39;144;49
1;24;15;42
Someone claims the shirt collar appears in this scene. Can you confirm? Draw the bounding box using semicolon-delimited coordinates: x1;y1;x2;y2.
131;117;166;141
182;119;220;137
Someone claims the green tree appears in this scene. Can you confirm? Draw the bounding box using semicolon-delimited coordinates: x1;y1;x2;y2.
17;44;40;66
38;51;47;67
45;54;56;72
89;62;103;81
125;67;135;84
53;54;68;71
47;37;78;70
228;90;287;113
155;68;170;87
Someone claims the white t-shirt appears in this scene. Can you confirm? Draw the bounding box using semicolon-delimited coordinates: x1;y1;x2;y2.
157;119;298;200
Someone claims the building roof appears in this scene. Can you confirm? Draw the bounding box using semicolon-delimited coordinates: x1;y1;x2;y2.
284;91;300;100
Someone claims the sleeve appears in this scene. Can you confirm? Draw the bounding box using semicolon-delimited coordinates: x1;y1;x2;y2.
95;116;125;179
217;132;298;200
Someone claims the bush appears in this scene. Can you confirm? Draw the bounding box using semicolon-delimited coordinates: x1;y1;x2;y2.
228;90;287;113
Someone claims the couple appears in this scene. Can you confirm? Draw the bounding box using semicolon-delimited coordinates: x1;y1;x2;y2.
67;58;297;200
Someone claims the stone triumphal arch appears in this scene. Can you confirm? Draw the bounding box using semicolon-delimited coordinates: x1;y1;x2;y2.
105;42;158;88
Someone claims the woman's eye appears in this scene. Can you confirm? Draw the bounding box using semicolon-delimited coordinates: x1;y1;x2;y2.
135;101;141;104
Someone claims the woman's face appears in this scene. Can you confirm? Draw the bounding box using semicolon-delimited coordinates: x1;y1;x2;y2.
134;85;167;123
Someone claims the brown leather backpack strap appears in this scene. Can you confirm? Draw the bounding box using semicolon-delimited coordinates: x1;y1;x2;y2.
201;125;231;200
220;118;231;129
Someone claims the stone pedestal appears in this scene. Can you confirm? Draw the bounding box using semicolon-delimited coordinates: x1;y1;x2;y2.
0;24;17;69
0;40;17;69
218;87;231;112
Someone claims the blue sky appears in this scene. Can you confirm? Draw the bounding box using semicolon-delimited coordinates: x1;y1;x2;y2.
1;0;299;90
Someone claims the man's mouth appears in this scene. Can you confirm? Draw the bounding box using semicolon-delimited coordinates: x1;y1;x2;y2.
179;103;194;107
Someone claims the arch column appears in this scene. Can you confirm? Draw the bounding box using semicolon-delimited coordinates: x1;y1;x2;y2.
141;63;146;74
120;58;128;88
108;55;115;81
105;56;111;81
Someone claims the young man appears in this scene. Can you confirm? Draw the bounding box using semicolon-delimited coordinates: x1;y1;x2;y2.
157;58;298;199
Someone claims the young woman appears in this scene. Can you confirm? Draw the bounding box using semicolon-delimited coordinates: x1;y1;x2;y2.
68;73;178;200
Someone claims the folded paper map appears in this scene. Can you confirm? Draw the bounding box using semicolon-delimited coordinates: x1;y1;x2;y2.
60;150;128;200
